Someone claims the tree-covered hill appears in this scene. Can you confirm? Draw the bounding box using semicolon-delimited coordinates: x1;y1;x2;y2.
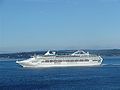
0;49;120;59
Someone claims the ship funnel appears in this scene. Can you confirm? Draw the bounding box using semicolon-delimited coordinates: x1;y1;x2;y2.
44;50;56;56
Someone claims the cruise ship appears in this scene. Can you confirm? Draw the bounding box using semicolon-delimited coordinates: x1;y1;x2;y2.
16;50;103;67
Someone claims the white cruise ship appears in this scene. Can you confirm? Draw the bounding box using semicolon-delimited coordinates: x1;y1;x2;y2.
16;50;103;68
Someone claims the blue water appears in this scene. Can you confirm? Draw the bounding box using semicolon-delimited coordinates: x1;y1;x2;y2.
0;57;120;90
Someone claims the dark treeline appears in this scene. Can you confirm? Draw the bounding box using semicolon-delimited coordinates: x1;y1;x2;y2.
0;49;120;59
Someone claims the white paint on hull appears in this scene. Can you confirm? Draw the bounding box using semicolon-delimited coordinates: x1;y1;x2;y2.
16;61;102;68
16;50;103;68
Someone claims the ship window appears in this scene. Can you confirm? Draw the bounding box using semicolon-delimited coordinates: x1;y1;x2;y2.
85;59;89;61
58;60;62;62
75;60;78;62
98;60;101;62
45;60;49;62
50;60;53;62
93;60;97;61
66;60;69;62
79;60;84;62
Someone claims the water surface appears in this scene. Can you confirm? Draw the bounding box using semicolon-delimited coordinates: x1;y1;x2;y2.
0;56;120;90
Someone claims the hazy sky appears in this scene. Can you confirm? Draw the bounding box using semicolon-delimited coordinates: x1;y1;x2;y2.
0;0;120;51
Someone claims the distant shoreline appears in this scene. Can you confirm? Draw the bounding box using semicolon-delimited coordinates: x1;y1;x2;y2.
0;49;120;59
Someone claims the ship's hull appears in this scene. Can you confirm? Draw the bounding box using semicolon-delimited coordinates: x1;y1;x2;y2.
16;60;102;68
